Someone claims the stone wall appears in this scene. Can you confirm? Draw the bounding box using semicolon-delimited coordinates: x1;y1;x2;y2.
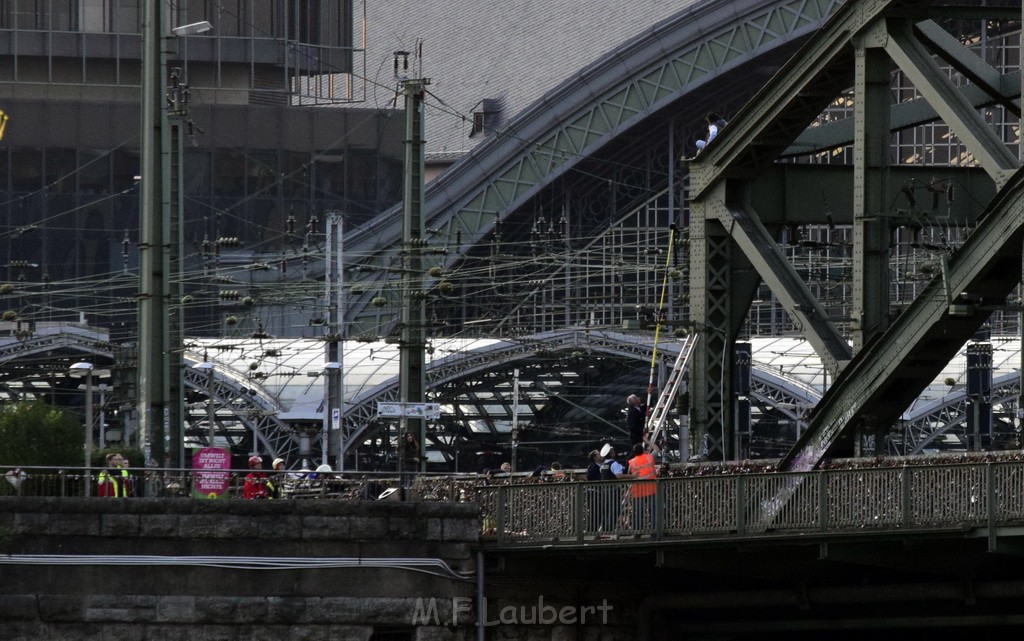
0;497;479;641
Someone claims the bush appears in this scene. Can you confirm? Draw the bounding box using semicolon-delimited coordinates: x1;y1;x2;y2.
0;401;84;467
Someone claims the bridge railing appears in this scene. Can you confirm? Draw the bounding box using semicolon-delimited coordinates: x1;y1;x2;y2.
478;460;1024;545
0;466;481;501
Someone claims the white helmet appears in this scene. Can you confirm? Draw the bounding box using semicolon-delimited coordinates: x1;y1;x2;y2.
315;464;333;473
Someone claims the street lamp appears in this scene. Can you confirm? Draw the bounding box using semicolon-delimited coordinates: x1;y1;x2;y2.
192;362;216;445
69;361;94;496
171;21;213;36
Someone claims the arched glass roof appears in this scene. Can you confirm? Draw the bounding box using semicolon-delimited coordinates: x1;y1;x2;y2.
186;337;502;420
186;334;1023;423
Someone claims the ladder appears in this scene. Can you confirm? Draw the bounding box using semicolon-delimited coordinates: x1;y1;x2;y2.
646;334;699;447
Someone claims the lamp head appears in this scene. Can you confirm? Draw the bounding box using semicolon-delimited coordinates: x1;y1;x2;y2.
171;21;213;36
69;361;94;373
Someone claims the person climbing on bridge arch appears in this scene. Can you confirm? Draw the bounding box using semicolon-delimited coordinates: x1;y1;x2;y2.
692;111;728;157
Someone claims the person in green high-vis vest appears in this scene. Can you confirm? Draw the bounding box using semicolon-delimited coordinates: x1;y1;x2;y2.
97;453;130;497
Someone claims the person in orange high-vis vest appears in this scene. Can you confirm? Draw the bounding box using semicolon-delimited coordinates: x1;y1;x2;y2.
627;437;660;532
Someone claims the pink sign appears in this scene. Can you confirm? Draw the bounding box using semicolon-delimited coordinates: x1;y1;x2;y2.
192;447;231;498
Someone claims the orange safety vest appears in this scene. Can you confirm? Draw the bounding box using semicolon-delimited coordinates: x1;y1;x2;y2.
629;452;657;498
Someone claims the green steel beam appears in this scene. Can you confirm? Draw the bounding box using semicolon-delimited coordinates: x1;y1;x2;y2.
688;0;902;459
784;73;1021;157
688;187;733;461
717;193;851;376
914;20;1019;117
851;40;892;353
750;164;994;225
884;19;1018;189
781;166;1024;472
689;0;903;198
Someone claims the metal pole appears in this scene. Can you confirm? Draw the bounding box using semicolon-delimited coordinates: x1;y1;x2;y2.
321;366;330;467
84;369;93;498
339;219;346;471
398;70;430;473
207;366;216;445
138;0;170;469
511;368;520;472
325;212;344;470
98;385;107;448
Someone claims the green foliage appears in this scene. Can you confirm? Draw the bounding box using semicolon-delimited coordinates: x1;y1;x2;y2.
0;400;84;467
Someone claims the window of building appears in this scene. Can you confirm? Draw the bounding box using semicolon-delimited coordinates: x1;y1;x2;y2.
11;149;42;192
78;150;110;194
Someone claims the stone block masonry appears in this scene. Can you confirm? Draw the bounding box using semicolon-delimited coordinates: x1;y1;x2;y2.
0;498;479;640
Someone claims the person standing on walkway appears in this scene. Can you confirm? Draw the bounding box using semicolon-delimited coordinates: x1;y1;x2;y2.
627;437;660;533
598;443;626;535
243;455;275;499
97;453;130;497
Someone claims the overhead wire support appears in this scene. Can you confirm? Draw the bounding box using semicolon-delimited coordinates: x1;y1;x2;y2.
396;46;431;474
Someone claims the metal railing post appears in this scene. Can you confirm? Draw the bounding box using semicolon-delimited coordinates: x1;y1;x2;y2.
575;482;584;543
735;475;746;536
987;462;997;552
655;478;665;540
818;469;828;531
496;485;507;545
901;465;912;529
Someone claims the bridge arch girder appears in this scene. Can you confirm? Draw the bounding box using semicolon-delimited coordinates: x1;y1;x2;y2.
181;355;295;462
342;0;845;336
0;327;116;405
893;373;1021;455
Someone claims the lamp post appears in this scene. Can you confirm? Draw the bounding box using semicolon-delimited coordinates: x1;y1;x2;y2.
192;362;216;445
98;383;108;446
70;361;94;497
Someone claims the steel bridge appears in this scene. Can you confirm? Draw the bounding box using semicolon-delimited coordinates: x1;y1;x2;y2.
2;1;1021;475
336;0;1024;471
